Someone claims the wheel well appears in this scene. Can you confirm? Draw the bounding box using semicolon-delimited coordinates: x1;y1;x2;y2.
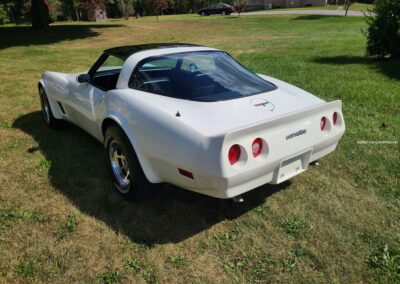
102;118;121;136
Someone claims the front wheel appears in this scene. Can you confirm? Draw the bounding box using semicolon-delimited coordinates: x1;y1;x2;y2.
104;125;153;200
39;86;63;129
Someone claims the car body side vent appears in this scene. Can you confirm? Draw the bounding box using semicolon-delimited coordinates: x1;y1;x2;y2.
57;102;66;114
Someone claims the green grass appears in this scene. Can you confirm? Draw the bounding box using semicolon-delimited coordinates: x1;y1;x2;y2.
0;14;399;283
269;3;373;12
56;215;78;240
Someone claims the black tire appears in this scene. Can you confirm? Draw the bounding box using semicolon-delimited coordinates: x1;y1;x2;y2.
104;125;154;200
39;86;63;129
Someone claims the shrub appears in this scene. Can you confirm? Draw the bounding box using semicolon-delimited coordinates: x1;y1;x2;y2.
367;244;400;282
0;5;9;25
366;0;400;58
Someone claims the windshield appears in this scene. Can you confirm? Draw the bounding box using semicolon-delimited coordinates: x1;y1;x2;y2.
129;51;276;102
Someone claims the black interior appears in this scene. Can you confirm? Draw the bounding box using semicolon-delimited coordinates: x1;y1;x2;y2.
91;69;121;91
130;67;230;100
90;67;227;98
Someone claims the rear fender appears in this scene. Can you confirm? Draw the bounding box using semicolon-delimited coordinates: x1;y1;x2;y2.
102;114;161;183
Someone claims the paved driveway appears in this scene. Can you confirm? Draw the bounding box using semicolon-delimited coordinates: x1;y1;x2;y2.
235;9;367;17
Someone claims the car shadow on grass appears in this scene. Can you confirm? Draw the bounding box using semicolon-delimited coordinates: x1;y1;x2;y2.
0;24;123;51
313;55;400;81
13;111;289;245
291;15;342;21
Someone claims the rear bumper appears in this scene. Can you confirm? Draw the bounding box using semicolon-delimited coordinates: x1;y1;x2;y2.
188;134;341;198
146;100;345;199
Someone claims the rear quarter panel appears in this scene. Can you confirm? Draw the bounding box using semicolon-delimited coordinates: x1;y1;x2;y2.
101;89;222;187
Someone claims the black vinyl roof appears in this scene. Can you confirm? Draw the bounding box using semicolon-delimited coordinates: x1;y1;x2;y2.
104;43;203;60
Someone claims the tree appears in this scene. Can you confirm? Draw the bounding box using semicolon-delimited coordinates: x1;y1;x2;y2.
47;0;62;21
111;0;135;19
366;0;400;58
233;0;245;16
31;0;49;30
0;0;30;22
144;0;167;20
0;4;9;25
343;0;356;16
60;0;80;20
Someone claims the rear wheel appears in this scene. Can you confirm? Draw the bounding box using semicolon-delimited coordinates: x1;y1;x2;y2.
39;86;63;129
104;125;153;199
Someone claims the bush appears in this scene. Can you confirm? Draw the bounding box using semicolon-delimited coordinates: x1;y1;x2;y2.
0;5;9;25
366;0;400;58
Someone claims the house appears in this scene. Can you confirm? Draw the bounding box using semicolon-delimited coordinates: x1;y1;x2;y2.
84;8;107;21
78;0;108;21
245;0;326;10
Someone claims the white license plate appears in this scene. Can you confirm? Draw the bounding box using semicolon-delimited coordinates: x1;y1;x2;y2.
275;150;312;183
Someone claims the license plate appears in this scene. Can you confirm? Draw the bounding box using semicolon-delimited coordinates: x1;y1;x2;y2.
275;150;312;183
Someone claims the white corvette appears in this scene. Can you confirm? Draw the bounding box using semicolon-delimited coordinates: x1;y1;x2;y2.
39;43;345;200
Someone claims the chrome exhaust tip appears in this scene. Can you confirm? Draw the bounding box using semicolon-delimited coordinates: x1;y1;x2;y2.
232;195;244;203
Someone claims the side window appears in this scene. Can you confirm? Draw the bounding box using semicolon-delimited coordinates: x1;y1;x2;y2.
91;54;124;91
130;57;178;94
180;54;215;73
96;55;124;73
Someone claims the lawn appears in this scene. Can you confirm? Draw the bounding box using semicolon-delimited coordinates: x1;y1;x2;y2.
272;3;373;12
0;14;399;283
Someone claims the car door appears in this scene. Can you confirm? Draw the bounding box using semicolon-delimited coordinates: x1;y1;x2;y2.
68;54;124;139
215;4;223;14
209;4;217;14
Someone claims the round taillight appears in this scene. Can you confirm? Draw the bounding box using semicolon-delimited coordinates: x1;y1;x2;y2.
228;144;241;165
333;112;338;125
320;117;327;131
252;138;263;157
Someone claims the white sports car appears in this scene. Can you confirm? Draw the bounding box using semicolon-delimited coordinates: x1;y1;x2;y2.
39;43;345;200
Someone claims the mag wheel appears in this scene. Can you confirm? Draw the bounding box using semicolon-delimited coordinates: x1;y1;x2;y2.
104;125;154;199
109;140;131;191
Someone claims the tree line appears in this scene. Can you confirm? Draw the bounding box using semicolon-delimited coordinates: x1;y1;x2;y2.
0;0;231;25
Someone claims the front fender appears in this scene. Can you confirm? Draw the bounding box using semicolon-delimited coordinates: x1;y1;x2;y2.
38;77;64;119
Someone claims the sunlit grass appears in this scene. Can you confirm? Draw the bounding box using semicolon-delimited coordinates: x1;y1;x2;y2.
0;14;398;283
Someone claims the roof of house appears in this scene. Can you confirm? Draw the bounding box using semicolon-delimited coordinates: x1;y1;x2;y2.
104;43;203;59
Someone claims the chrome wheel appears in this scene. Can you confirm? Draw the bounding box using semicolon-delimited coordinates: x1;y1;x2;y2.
40;89;50;123
109;139;131;191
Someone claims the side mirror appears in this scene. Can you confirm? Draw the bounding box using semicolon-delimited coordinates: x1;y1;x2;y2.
77;74;90;84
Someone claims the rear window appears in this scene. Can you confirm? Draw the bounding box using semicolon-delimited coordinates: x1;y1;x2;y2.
129;51;276;102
